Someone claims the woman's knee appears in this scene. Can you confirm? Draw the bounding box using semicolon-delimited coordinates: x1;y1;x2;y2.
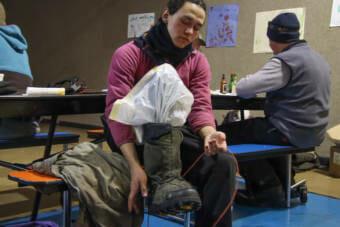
214;152;237;176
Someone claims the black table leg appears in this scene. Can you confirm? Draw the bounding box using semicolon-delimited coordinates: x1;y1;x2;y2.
30;115;58;221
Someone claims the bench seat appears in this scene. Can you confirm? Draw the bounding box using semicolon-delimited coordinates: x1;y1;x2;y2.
0;132;80;149
228;144;314;207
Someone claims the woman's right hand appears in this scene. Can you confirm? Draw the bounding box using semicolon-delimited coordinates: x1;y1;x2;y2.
128;162;148;214
120;142;148;214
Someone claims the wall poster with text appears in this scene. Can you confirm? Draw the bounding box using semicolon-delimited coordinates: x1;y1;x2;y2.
128;13;155;38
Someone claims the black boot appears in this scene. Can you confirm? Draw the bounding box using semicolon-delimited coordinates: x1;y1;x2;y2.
143;123;201;214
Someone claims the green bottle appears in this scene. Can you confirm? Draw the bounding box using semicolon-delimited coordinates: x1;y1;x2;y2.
228;73;237;94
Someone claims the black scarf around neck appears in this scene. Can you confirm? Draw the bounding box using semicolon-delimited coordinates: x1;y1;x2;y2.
134;18;193;68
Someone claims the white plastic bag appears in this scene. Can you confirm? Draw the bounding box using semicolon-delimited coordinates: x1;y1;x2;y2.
109;63;194;143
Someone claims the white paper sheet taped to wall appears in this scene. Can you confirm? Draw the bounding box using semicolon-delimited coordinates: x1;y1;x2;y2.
25;87;66;96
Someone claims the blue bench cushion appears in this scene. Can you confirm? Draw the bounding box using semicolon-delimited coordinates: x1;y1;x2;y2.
0;132;79;149
228;144;312;161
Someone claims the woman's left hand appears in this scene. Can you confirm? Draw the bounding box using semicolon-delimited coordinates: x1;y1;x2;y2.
204;131;227;156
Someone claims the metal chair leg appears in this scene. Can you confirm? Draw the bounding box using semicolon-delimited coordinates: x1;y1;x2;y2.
286;154;292;208
30;192;42;221
183;211;191;227
63;189;72;227
31;115;58;220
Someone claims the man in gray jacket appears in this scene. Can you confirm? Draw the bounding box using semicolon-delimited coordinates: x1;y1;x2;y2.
218;12;331;206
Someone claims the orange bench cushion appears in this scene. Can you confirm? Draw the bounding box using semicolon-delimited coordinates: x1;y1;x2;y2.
8;169;61;185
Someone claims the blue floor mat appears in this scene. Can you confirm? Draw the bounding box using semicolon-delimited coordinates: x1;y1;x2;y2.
232;193;340;227
1;193;339;227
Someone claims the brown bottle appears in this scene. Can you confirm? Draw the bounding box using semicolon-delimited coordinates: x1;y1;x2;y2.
220;74;227;94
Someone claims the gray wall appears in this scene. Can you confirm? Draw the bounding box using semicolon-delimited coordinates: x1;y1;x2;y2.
2;0;339;155
3;0;167;126
3;0;167;87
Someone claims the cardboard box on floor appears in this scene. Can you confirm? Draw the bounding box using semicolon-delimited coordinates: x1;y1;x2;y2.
330;146;340;177
327;124;340;177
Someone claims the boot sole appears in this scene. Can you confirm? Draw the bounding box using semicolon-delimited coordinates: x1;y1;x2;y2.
149;188;201;214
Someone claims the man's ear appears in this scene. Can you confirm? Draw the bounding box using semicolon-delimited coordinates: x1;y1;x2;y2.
162;8;169;24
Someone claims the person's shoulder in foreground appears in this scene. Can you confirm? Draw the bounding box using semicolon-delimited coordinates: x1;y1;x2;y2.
0;2;33;80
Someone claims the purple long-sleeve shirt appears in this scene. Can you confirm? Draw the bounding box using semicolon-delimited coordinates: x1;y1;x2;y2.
105;41;215;147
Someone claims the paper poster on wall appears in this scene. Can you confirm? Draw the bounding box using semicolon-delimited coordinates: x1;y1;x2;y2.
206;4;239;48
330;0;340;27
253;8;305;54
128;13;155;38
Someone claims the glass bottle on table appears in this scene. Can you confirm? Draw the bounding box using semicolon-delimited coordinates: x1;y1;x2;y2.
228;73;237;94
220;74;227;94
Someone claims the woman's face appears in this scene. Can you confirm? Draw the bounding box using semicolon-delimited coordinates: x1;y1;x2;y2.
162;2;205;48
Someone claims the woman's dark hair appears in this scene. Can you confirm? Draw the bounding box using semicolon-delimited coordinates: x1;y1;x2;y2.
167;0;206;15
